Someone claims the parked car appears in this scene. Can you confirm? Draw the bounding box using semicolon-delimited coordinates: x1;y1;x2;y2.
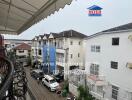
42;75;59;91
53;73;64;83
30;69;44;80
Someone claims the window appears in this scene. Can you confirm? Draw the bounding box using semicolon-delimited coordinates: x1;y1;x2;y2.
91;45;95;52
91;45;100;52
44;41;46;45
90;64;99;75
5;44;8;48
70;41;73;45
111;61;118;69
70;54;73;58
78;53;80;57
54;42;56;47
112;38;119;45
79;41;81;45
38;49;41;55
96;46;100;52
112;85;119;100
39;41;41;45
18;50;24;53
45;79;49;83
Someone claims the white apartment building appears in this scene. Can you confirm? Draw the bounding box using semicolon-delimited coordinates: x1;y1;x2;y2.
54;30;87;73
85;23;132;100
31;30;87;76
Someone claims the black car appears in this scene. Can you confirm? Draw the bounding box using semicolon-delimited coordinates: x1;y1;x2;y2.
53;73;64;83
30;69;44;80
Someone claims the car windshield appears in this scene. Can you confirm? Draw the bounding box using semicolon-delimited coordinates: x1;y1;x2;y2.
50;79;56;83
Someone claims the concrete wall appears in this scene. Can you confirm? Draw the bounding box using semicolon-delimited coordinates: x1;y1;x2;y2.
85;31;132;100
69;83;78;97
16;50;29;57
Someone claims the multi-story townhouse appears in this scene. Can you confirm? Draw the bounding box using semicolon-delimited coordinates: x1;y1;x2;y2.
85;23;132;100
31;30;87;77
53;30;87;78
32;34;51;62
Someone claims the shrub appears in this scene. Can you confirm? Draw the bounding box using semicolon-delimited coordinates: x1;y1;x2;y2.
77;85;95;100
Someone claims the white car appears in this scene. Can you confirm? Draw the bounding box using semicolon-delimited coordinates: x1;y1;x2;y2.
42;75;59;91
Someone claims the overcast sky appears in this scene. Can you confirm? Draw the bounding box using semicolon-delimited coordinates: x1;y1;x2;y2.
3;0;132;40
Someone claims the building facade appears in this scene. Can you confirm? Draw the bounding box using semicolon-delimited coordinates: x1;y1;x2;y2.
14;43;31;58
31;30;87;76
85;23;132;100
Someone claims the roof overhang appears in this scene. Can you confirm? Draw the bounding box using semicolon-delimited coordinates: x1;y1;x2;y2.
0;0;72;35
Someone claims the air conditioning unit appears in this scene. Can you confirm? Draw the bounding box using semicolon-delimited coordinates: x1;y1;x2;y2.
127;63;132;69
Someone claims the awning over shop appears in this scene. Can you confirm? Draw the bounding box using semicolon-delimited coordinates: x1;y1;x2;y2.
0;0;72;35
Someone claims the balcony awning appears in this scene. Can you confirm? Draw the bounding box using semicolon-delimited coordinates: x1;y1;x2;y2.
0;0;72;35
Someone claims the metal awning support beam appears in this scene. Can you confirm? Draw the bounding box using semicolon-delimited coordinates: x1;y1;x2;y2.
4;0;11;30
21;0;39;10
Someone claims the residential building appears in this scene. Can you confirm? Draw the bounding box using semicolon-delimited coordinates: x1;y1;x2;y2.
14;43;31;58
4;39;31;51
31;30;87;76
31;34;50;63
85;23;132;100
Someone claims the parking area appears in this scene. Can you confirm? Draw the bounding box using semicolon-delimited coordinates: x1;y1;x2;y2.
25;67;65;100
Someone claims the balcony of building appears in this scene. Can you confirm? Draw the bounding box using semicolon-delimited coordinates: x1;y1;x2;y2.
69;69;86;86
56;53;65;67
87;75;107;86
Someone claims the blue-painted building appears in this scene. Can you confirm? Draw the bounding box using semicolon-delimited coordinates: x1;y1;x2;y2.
42;34;56;74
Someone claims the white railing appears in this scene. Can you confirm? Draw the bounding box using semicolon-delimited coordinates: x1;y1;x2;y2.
56;57;64;63
90;91;104;100
87;75;105;81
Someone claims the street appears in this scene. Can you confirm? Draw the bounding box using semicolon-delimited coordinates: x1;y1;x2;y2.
25;67;65;100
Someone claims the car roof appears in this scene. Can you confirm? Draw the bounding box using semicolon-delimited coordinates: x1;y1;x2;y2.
44;75;54;80
33;69;43;73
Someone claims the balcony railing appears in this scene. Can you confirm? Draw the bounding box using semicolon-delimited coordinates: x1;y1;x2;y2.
56;57;64;63
0;47;28;99
87;75;106;86
0;56;14;99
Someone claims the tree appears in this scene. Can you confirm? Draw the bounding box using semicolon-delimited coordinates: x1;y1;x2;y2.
27;55;31;66
77;85;95;100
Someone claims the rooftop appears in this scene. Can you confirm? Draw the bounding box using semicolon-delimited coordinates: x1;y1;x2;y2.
87;22;132;39
102;23;132;32
14;43;31;50
34;30;87;40
58;30;87;38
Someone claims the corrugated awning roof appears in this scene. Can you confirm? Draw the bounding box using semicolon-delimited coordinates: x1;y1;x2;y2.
0;0;72;35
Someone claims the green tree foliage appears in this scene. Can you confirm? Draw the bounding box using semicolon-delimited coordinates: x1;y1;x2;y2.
27;55;31;66
77;85;95;100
